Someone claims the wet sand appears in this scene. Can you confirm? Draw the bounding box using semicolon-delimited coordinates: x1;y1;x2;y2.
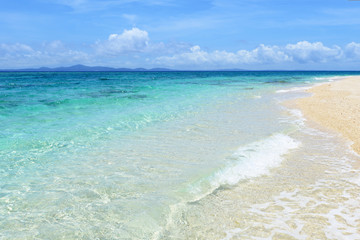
296;76;360;154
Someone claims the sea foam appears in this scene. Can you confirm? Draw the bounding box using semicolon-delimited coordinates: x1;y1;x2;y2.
159;134;300;239
211;134;300;187
313;76;347;82
276;86;312;93
276;76;347;94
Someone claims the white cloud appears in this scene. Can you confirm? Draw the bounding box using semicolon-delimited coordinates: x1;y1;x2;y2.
156;45;242;66
1;30;359;69
237;44;290;63
95;28;150;55
155;41;347;67
284;41;342;63
0;41;90;68
345;42;360;59
0;43;34;53
155;44;289;66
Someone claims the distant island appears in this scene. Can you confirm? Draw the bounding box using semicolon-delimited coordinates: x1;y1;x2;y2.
0;64;175;72
0;64;247;72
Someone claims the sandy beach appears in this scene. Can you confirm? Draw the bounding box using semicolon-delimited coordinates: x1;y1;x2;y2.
297;76;360;154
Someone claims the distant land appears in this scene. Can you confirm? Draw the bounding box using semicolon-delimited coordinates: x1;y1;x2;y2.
0;64;174;72
0;64;247;72
1;65;358;72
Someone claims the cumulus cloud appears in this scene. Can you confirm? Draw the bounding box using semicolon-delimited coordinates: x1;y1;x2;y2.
0;41;89;68
1;28;359;69
155;41;346;67
0;43;34;53
284;41;342;63
94;28;193;57
95;28;150;55
0;43;38;65
345;42;360;59
155;44;289;66
237;44;290;63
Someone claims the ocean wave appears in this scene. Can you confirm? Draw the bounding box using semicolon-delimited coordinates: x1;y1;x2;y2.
157;134;301;239
276;76;348;94
313;76;347;82
276;86;312;93
211;134;300;187
186;134;300;200
279;108;306;127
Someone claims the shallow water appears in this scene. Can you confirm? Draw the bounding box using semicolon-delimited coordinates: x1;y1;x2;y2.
0;71;359;239
163;110;360;239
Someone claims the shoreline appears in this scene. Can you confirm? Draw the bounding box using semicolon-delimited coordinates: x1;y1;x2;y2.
296;76;360;154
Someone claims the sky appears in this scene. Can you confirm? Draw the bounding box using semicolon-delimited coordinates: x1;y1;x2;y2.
0;0;360;70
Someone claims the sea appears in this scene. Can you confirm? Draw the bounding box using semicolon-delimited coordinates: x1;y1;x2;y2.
1;71;360;239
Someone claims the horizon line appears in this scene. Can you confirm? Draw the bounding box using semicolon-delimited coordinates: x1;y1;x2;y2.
1;64;360;72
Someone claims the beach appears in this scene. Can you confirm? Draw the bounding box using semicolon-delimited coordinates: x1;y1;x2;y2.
297;76;360;154
168;75;360;239
1;72;360;239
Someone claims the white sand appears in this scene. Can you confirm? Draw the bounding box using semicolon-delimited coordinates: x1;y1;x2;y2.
297;76;360;153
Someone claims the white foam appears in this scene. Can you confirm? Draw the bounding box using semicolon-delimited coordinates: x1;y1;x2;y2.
313;76;347;82
288;109;303;119
275;76;347;94
276;86;312;93
211;134;300;187
283;108;306;127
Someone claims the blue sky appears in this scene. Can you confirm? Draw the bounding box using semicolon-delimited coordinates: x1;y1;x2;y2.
0;0;360;70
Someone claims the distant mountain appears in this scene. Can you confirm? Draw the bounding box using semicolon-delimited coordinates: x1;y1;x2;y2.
215;68;247;71
0;64;248;72
0;64;177;72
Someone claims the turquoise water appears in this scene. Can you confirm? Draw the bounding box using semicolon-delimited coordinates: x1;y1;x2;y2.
0;71;359;239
